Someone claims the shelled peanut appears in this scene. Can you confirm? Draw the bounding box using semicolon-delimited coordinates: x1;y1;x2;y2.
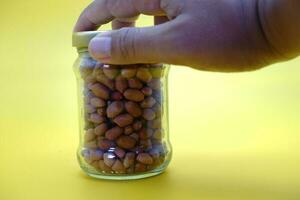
79;61;168;174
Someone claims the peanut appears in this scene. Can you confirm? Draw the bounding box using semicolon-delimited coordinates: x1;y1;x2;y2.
114;147;126;158
84;140;98;149
90;149;104;161
90;83;110;100
96;75;115;90
124;126;133;135
153;129;163;140
103;68;119;79
85;74;97;83
112;159;126;173
141;87;152;96
153;103;162;116
121;68;137;79
124;89;144;102
142;109;156;121
98;138;115;150
137;153;153;165
85;104;96;113
115;75;128;93
92;64;104;78
123;152;135;168
106;101;124;118
93;65;115;89
84;128;96;142
116;136;136;149
105;126;123;140
90;97;106;108
84;74;97;83
140;96;156;108
99;160;111;172
138;128;153;140
89;113;105;124
139;139;152;150
136;68;152;83
149;65;163;78
94;124;108;136
125;101;142;117
113;114;134;127
97;108;106;116
103;152;116;167
149;148;160;159
128;78;143;89
148;78;161;90
84;91;95;103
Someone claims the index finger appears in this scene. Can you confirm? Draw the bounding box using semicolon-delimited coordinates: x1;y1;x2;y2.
74;0;165;32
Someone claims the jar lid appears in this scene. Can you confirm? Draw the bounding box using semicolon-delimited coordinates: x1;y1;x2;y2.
72;31;105;49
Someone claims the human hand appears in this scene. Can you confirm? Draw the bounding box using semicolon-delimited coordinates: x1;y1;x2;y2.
74;0;300;72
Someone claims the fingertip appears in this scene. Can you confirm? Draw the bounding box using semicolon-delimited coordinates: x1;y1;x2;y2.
74;13;100;32
89;36;112;61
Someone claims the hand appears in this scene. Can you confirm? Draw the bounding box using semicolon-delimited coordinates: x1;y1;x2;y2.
74;0;300;72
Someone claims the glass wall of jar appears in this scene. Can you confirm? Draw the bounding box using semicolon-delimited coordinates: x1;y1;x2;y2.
73;31;172;180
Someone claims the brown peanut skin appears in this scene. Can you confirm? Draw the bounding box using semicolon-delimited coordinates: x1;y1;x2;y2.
105;126;123;140
142;109;156;121
121;68;136;79
124;89;145;102
80;63;168;175
115;75;128;93
137;153;154;165
103;68;119;79
128;78;143;89
103;152;116;167
90;97;106;108
112;159;126;173
113;114;134;127
90;83;110;100
94;124;108;136
116;136;136;149
136;68;152;83
106;101;124;118
125;101;142;117
89;113;105;124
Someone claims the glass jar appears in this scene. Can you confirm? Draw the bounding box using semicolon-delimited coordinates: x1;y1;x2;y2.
72;31;172;180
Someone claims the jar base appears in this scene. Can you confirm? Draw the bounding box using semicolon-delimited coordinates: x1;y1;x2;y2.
84;170;164;180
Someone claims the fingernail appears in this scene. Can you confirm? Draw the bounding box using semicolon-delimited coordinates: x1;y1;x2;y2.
89;36;112;59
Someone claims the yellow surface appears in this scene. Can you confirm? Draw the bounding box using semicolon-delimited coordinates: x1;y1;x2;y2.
0;1;300;200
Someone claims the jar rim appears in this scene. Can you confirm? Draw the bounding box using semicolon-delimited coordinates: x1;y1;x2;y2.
72;30;106;49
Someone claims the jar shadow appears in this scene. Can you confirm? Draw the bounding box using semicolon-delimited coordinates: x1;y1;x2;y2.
77;154;299;200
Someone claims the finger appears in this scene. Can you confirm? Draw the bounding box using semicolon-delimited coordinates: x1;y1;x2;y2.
112;17;138;30
74;1;113;32
88;17;186;64
74;0;165;32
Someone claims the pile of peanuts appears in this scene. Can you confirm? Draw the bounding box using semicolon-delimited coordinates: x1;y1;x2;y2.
79;58;168;174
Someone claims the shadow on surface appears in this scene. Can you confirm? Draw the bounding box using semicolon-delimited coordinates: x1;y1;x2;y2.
76;154;300;200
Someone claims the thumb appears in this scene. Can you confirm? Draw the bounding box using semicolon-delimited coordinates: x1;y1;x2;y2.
88;22;180;64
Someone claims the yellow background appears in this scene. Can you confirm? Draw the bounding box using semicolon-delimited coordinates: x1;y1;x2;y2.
0;0;299;199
